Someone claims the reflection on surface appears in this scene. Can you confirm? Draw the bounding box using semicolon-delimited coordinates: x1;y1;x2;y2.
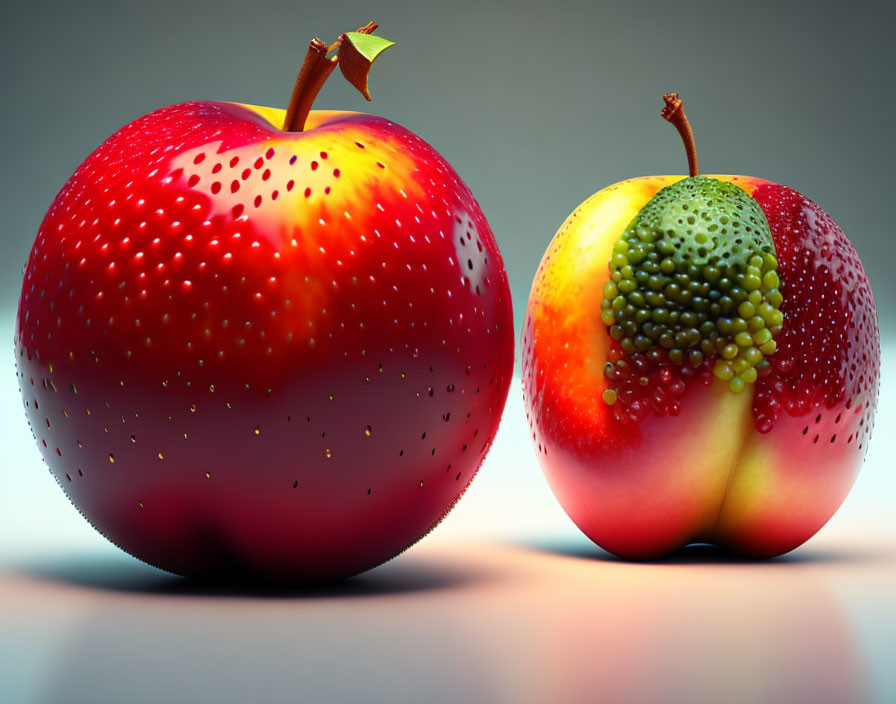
1;540;889;704
517;541;873;704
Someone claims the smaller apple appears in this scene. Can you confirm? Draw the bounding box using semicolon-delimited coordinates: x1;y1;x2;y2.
522;94;879;559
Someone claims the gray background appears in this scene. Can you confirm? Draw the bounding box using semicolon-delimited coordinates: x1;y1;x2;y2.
2;0;894;339
2;5;896;702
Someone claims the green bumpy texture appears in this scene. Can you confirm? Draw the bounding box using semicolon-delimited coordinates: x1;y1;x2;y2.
600;176;784;395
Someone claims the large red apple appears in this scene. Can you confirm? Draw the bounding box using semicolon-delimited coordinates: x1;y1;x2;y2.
15;24;514;581
522;94;879;559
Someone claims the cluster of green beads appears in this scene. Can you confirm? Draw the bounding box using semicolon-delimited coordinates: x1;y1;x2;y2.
600;177;783;394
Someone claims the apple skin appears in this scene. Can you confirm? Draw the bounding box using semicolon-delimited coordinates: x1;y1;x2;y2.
16;101;514;581
522;175;879;559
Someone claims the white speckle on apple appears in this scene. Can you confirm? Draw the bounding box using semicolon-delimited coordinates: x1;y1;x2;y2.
453;209;487;294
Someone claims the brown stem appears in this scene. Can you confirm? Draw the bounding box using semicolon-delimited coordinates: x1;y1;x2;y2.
282;22;379;133
661;93;699;177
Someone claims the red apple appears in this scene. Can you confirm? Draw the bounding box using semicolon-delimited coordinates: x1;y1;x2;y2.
522;94;879;559
15;24;514;581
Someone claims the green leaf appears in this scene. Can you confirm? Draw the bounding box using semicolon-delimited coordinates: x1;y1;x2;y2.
342;32;395;63
338;32;395;100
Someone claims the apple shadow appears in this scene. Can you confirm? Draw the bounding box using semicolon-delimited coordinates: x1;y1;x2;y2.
9;550;493;598
519;537;888;566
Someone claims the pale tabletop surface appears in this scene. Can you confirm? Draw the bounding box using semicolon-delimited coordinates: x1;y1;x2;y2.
2;311;894;704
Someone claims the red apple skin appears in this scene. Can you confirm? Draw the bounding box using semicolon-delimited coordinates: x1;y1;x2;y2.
15;101;514;581
522;175;879;559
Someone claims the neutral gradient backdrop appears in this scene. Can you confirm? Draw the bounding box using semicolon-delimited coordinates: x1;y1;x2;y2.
2;0;895;338
3;4;896;703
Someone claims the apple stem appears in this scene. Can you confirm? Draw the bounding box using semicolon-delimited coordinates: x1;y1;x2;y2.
282;22;378;133
661;93;699;177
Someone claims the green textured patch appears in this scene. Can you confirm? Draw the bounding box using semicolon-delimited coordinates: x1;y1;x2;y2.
627;178;774;268
601;176;783;395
